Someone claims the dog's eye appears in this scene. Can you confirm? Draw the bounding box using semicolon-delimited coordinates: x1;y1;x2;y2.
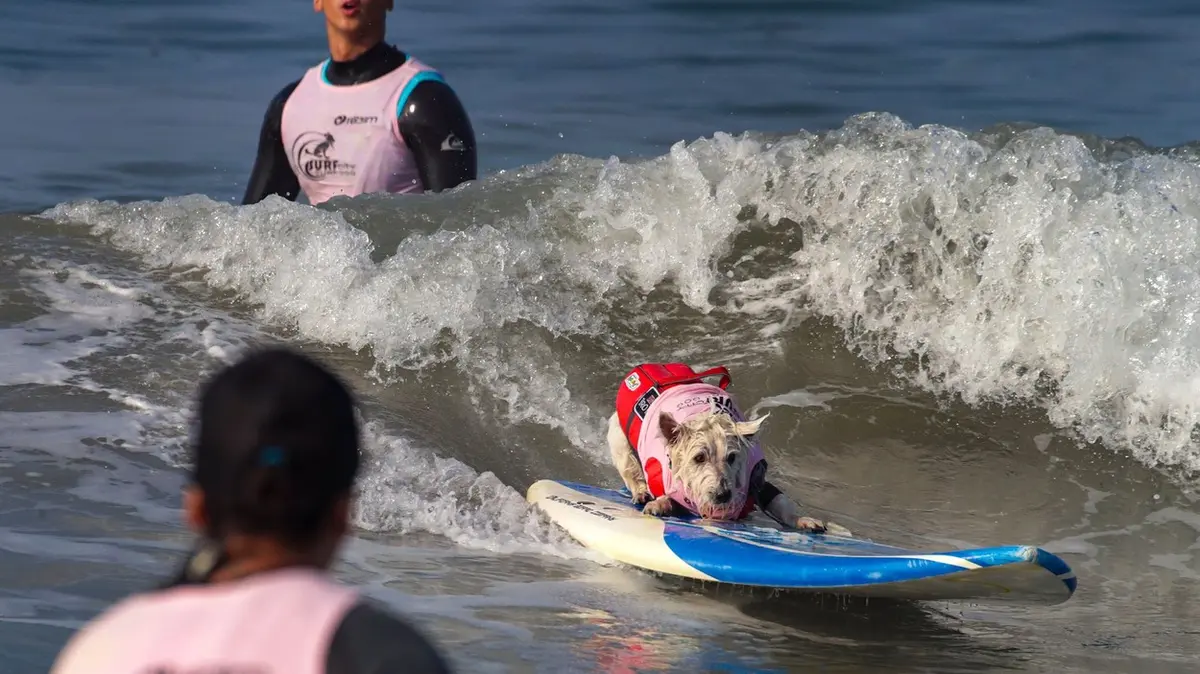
726;452;739;465
693;454;707;465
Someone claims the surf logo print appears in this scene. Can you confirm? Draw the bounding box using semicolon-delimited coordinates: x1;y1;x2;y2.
546;494;617;521
676;394;738;419
290;131;356;181
710;395;737;418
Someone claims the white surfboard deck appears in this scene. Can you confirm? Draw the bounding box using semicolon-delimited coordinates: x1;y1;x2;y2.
527;479;1076;604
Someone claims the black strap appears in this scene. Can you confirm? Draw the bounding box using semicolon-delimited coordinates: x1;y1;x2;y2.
159;539;228;589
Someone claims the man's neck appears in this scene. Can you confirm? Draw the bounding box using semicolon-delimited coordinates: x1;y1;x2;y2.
327;28;386;62
321;42;406;86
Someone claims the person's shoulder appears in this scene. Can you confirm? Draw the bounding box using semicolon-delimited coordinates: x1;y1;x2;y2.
403;55;456;89
267;55;330;110
49;593;159;673
326;599;453;674
397;75;472;132
402;54;441;77
403;77;462;107
257;77;304;132
269;78;303;110
402;56;460;92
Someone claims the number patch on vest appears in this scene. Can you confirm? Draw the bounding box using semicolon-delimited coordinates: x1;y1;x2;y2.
633;387;660;419
675;393;738;419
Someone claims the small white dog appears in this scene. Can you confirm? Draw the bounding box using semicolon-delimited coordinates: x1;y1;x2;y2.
607;363;849;535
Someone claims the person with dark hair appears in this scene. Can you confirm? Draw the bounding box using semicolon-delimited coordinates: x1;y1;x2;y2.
50;347;453;674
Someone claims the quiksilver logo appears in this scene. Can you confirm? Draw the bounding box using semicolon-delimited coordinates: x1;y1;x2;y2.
334;114;378;126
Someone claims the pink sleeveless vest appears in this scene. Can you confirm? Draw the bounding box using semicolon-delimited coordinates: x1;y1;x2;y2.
50;568;359;674
636;383;765;519
281;57;438;204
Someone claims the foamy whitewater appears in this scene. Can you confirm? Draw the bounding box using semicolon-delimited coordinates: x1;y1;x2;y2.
42;115;1200;478
4;115;1200;672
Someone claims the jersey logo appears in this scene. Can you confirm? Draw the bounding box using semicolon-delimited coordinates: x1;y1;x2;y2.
291;131;356;181
334;114;378;126
441;133;465;152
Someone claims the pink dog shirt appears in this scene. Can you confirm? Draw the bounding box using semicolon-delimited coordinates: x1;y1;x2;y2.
636;383;766;518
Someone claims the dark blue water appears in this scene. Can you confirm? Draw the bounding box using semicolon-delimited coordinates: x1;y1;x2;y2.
4;1;1200;673
3;0;1199;211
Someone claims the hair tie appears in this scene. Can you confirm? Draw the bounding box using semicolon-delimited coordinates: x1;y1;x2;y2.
259;445;286;467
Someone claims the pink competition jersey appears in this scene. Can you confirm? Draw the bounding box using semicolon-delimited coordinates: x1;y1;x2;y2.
50;568;359;674
281;57;439;204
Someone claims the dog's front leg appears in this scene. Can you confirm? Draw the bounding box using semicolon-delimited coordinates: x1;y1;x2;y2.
761;481;852;536
642;496;675;517
761;489;822;531
607;412;653;505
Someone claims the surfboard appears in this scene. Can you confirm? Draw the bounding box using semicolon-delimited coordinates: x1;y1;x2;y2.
527;479;1076;605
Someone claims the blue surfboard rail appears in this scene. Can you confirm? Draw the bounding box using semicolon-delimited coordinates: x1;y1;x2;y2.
551;480;1077;603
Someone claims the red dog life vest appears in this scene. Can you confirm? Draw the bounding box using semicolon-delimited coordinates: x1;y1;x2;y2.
615;363;763;518
616;363;731;449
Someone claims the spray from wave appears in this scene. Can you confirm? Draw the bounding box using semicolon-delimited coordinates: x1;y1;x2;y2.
42;112;1200;486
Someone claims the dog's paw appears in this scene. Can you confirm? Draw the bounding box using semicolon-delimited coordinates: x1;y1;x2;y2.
824;521;853;537
642;496;674;517
794;516;828;533
794;517;853;536
630;490;653;506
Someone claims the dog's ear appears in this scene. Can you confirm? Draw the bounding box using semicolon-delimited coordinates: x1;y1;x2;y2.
732;412;769;438
659;412;682;443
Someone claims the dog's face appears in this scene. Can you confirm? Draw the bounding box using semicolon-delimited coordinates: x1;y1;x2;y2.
659;410;767;519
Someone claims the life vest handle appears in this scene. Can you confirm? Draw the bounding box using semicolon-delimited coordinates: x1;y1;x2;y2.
691;366;732;390
646;365;732;391
619;364;734;450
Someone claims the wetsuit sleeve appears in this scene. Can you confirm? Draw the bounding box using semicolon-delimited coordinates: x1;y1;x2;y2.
241;80;302;205
397;80;478;193
325;601;453;674
750;462;782;507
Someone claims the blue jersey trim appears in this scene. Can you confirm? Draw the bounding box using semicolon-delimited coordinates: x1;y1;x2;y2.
396;71;446;118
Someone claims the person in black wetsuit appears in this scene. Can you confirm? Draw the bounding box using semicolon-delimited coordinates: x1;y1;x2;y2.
242;0;477;205
50;348;453;674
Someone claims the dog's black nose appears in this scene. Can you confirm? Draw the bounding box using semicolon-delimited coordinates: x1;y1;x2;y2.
715;489;732;504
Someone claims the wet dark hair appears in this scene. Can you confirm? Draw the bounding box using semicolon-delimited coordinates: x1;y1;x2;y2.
189;346;361;549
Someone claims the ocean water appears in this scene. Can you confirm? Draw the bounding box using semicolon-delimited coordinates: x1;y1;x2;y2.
3;0;1200;672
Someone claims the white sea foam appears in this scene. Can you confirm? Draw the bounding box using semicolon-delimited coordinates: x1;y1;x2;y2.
40;112;1200;482
3;250;593;555
353;420;595;558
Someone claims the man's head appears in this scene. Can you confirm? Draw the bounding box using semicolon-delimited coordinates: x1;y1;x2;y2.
314;0;392;46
